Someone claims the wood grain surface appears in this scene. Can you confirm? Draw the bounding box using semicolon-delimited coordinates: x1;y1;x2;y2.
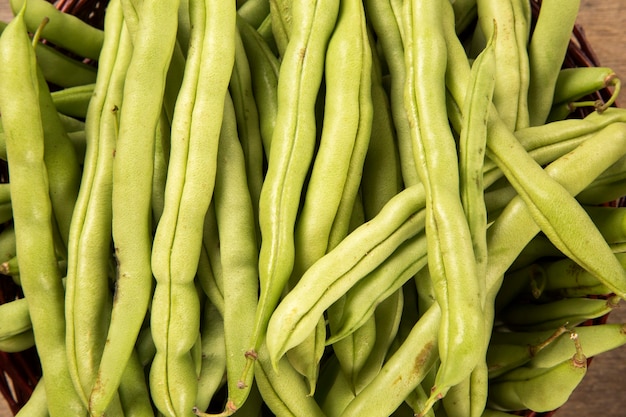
1;1;626;416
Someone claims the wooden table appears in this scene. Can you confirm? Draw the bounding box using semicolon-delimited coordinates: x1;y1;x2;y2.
1;1;626;416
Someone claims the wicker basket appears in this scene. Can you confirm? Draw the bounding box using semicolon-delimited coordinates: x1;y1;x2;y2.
0;0;622;415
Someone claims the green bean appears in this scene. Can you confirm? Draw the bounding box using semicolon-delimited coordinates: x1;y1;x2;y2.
0;297;31;341
229;29;264;228
292;0;371;280
528;323;626;369
0;202;12;225
476;0;529;130
351;288;404;393
14;377;49;417
535;255;622;297
0;22;96;88
36;55;83;260
265;186;426;364
405;1;483;410
0;7;86;416
65;0;128;406
315;355;355;417
90;0;185;414
247;0;339;370
326;233;428;344
253;341;327;417
329;303;377;393
236;16;279;157
196;204;225;318
452;0;478;35
135;326;156;368
0;329;35;352
149;0;236;415
552;67;620;106
0;224;16;263
459;21;496;320
195;300;227;413
339;303;441;417
364;0;420;187
0;21;98;88
151;110;170;230
268;0;291;57
118;349;154;417
361;35;404;220
487;332;587;412
177;0;191;54
527;0;581;126
500;296;620;331
50;83;95;119
482;123;626;296
584;206;626;243
237;0;270;28
284;317;325;395
10;0;104;60
486;325;569;379
204;93;259;416
444;20;626;301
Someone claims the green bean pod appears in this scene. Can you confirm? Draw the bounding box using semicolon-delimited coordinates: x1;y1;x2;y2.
476;0;530;130
229;29;264;228
500;296;620;331
237;0;270;29
208;93;259;415
361;35;404;221
405;1;483;409
315;355;355;417
364;0;420;187
10;0;104;60
584;206;626;244
65;0;128;406
253;341;327;417
3;21;99;88
249;0;339;364
292;0;372;281
149;0;235;415
236;16;279;156
90;0;184;414
339;303;441;417
268;0;291;57
196;204;225;318
50;83;95;119
0;7;86;416
528;323;626;369
265;186;426;364
14;377;48;417
527;0;581;126
486;325;569;379
118;349;154;417
352;288;404;393
487;333;587;412
194;301;227;413
0;297;31;341
327;233;428;344
552;67;619;106
0;329;35;353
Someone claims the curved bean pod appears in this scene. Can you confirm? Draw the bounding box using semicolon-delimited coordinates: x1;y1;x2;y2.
10;0;104;60
527;0;581;126
248;0;339;367
149;0;236;415
90;0;184;414
0;7;86;416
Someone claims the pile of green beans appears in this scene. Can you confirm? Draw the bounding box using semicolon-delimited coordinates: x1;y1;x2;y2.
2;0;626;416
